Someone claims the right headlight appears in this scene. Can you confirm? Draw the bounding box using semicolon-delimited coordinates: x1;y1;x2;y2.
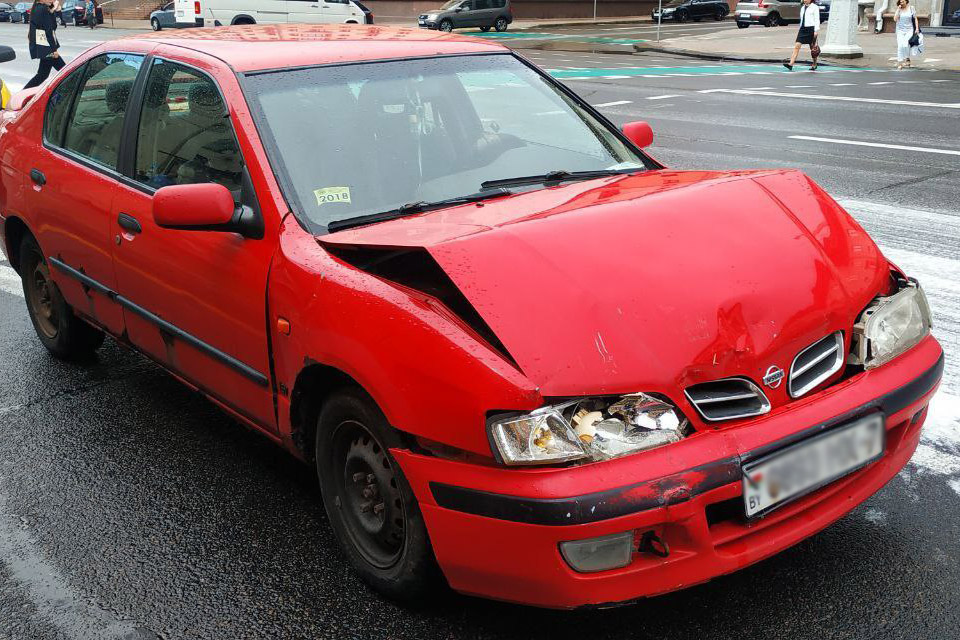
851;279;932;370
489;393;689;466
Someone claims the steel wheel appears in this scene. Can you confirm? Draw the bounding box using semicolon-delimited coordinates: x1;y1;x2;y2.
439;19;453;32
25;259;59;340
494;16;507;31
334;420;406;569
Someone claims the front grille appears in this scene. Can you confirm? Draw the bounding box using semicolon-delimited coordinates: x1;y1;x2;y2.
788;331;844;398
684;378;771;422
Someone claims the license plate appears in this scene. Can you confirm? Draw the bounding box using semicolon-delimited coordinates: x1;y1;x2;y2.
418;19;426;24
742;414;885;518
739;12;752;16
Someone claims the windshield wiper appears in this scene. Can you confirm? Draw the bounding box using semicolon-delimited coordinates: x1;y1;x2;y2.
326;188;512;233
480;168;639;191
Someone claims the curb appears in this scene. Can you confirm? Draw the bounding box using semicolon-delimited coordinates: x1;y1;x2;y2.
514;18;654;30
632;41;869;66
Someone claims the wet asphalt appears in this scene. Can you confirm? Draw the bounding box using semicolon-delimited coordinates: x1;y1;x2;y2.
0;273;958;638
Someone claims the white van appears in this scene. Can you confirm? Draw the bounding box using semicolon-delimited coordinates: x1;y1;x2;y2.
174;0;203;26
183;0;373;26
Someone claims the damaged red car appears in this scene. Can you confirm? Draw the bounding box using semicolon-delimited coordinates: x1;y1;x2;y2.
0;25;943;608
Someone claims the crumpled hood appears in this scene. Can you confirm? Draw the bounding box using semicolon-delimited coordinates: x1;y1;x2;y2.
322;169;888;399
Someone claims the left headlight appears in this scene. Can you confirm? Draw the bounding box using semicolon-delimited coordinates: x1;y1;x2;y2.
851;279;932;370
489;393;689;466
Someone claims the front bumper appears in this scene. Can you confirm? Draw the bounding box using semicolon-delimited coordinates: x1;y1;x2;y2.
394;336;943;608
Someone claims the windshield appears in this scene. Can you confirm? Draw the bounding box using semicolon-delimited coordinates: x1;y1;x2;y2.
244;54;649;233
439;0;460;8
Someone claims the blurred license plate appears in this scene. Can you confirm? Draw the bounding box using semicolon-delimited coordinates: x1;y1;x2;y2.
418;19;426;24
743;414;884;518
739;12;752;16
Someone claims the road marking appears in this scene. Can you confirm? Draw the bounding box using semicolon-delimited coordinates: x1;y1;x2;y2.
715;89;960;109
602;75;631;79
931;79;952;82
785;84;814;88
743;86;774;90
830;83;856;86
0;265;22;298
593;100;632;107
868;81;893;85
646;94;681;100
790;135;960;156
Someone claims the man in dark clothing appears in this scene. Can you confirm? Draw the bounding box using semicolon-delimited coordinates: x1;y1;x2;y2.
23;0;65;90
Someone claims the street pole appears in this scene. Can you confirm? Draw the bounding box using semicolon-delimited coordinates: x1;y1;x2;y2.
657;0;663;42
593;0;597;21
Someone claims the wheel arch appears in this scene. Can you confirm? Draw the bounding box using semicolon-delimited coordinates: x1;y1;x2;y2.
231;14;255;24
2;215;34;274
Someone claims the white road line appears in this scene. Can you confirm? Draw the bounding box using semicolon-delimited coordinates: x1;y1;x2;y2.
646;94;681;100
930;79;952;82
869;81;893;85
716;89;960;109
829;83;856;86
0;265;22;298
743;86;774;90
593;100;632;107
785;84;814;88
602;75;631;79
790;135;960;156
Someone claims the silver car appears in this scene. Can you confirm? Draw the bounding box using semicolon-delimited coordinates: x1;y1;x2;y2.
418;0;512;32
735;0;801;27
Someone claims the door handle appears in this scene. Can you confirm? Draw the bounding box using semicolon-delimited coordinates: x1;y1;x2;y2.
30;168;46;186
117;213;142;235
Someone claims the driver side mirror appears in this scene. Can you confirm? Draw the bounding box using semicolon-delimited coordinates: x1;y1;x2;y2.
153;183;261;238
622;121;654;148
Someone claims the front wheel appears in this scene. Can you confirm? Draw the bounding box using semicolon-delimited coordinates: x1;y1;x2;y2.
150;17;161;30
715;8;726;19
315;389;439;601
19;235;104;360
438;18;453;32
764;12;779;26
675;9;689;22
494;16;507;31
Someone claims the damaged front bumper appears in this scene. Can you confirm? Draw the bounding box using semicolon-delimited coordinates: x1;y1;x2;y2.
393;335;943;608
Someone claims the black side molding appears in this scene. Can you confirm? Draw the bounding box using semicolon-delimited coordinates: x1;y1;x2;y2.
49;257;269;387
431;352;944;526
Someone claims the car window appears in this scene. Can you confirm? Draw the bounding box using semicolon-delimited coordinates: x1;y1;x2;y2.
62;53;143;169
43;65;85;147
475;0;491;8
134;59;244;197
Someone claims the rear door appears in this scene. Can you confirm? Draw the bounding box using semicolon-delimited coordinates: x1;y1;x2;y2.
26;52;144;338
109;52;277;431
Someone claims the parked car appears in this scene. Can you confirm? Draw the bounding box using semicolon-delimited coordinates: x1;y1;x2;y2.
0;25;943;609
198;0;372;26
73;1;104;24
60;0;80;23
150;1;193;29
734;0;803;26
818;0;831;21
0;45;13;109
419;0;512;32
0;3;13;21
10;1;31;22
653;0;729;22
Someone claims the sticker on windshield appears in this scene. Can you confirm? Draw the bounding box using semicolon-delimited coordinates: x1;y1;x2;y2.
314;186;352;206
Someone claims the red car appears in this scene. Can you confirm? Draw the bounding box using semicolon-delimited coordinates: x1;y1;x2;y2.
0;26;943;609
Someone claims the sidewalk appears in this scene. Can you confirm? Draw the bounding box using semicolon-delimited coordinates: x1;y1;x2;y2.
635;22;960;70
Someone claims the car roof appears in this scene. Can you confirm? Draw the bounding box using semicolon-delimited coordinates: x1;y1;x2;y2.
122;25;509;73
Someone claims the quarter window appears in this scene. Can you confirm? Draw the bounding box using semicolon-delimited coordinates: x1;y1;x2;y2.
43;66;84;147
134;59;244;196
62;53;143;169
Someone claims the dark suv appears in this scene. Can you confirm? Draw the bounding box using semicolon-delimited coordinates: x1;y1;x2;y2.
652;0;729;21
419;0;512;32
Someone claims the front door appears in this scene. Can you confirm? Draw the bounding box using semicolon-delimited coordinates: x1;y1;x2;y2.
110;56;276;431
29;53;144;337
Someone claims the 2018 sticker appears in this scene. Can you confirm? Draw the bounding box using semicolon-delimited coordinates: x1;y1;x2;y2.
314;186;352;206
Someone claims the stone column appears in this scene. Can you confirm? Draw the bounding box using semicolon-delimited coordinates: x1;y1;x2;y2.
821;0;865;57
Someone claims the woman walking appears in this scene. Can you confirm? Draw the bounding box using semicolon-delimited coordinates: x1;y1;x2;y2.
894;0;919;69
23;0;65;90
783;0;821;71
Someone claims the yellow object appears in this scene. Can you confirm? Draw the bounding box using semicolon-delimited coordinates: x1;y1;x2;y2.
1;77;10;110
313;186;352;206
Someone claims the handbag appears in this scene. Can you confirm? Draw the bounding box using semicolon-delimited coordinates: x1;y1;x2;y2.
811;42;821;58
908;30;921;47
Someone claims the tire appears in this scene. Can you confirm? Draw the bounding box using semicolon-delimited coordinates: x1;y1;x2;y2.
480;25;490;31
151;17;161;30
494;16;507;31
315;388;439;601
737;21;749;27
439;18;453;32
764;12;779;26
675;9;688;22
715;8;726;19
19;235;105;360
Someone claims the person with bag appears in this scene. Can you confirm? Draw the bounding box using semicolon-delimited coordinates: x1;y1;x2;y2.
894;0;920;69
783;0;821;71
23;0;65;90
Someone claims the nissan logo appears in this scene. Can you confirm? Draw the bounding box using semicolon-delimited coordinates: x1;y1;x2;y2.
763;365;785;389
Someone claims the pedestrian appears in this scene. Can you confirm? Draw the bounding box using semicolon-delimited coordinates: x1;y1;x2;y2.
23;0;65;90
894;0;919;69
52;0;66;25
784;0;821;71
86;0;96;27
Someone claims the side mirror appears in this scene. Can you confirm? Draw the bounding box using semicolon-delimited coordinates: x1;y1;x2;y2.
622;121;654;149
153;183;261;238
0;46;15;64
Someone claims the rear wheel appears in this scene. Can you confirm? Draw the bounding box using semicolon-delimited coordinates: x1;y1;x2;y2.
150;17;161;30
675;9;689;21
715;7;726;19
19;235;104;360
439;18;453;31
494;16;507;31
764;12;779;26
315;388;439;601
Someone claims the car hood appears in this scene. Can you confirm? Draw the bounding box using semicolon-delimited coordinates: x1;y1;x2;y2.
320;169;888;399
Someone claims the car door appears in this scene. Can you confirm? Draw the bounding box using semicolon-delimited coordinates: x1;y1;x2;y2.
160;3;176;26
109;54;277;431
26;53;144;338
321;0;353;22
254;0;288;22
286;0;325;23
782;0;801;21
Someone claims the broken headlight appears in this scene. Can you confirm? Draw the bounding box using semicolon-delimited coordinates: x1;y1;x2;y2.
851;280;932;370
489;394;688;466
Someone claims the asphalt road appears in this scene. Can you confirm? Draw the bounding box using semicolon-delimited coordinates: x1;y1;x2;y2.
1;22;959;640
